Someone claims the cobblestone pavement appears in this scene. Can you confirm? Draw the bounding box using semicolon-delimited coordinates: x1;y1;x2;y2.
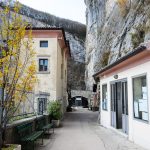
36;108;147;150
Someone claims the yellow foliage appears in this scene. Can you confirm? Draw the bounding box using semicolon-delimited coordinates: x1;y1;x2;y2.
0;0;37;118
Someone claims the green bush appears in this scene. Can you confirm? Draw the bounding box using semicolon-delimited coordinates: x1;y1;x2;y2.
2;145;16;150
48;100;62;120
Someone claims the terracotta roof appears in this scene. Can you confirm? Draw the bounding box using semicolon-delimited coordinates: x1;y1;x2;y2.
26;27;71;57
26;27;67;43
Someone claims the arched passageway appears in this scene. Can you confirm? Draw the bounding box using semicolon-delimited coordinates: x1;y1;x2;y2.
70;96;88;108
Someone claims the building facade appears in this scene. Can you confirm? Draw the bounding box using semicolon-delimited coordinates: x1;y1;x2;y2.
25;27;71;115
94;42;150;149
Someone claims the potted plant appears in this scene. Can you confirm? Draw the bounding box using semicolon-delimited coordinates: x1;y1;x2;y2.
48;100;62;127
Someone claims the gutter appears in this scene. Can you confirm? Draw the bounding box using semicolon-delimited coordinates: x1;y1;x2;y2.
93;45;147;78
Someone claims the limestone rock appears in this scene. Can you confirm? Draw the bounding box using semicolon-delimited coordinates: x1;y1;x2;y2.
85;0;150;90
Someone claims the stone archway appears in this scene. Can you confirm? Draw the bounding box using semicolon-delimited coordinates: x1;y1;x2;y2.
70;96;88;108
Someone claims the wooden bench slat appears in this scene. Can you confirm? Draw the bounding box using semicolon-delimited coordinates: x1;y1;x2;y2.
42;123;53;130
16;122;44;150
21;131;43;142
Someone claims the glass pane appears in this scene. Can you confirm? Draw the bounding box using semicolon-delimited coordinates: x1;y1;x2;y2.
44;66;47;71
40;41;48;47
125;82;128;115
111;84;116;111
39;59;43;65
111;85;113;111
44;59;48;66
39;65;43;71
38;98;43;115
122;83;125;114
102;84;107;110
133;76;148;121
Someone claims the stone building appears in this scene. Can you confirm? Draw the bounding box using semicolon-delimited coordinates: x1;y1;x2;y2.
25;27;71;114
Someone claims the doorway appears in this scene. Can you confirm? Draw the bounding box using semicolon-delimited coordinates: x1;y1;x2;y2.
111;80;128;134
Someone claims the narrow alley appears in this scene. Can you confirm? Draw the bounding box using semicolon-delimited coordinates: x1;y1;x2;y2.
37;108;146;150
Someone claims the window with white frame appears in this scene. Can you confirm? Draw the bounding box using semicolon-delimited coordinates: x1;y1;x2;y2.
102;84;108;110
39;59;48;72
133;75;148;121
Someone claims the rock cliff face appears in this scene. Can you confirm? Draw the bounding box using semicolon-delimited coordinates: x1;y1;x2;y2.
0;2;86;90
85;0;150;90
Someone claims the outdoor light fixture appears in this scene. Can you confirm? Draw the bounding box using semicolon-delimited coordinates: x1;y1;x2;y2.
58;37;63;40
114;74;118;79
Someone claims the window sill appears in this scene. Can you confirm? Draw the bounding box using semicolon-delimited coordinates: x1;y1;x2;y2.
37;71;50;74
102;109;108;111
133;117;149;124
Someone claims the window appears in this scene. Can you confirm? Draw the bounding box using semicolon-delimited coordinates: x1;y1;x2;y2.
61;64;63;79
65;70;67;82
40;41;48;47
133;75;148;121
102;84;107;110
39;59;48;72
38;98;47;115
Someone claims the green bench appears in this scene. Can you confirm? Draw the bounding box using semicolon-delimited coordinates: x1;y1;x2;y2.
36;116;54;136
16;122;44;150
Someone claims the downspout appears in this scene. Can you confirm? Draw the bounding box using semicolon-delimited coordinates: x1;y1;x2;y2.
56;38;59;100
97;80;101;125
94;76;101;124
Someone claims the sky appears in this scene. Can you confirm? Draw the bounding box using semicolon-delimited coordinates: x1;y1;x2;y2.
17;0;86;24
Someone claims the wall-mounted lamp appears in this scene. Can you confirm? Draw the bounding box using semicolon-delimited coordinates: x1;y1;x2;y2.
58;37;63;40
114;74;118;79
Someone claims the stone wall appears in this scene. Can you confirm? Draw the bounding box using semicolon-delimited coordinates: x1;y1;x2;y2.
71;90;91;99
5;115;50;144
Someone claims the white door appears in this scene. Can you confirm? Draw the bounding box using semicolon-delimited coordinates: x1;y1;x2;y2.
122;81;129;134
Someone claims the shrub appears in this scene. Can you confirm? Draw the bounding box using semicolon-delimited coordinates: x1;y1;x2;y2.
131;25;145;49
101;51;111;67
48;100;62;120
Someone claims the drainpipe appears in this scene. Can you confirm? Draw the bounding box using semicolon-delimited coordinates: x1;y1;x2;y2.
97;81;101;125
94;77;101;124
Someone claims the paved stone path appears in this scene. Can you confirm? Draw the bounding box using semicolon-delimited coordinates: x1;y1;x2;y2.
36;108;146;150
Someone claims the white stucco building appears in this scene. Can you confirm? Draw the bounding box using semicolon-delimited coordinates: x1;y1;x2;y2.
93;42;150;149
25;27;71;115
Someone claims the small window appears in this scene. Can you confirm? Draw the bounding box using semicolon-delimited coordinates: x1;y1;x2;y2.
38;98;47;115
39;59;48;72
61;64;63;79
65;70;67;81
102;84;107;110
133;75;148;121
40;41;48;47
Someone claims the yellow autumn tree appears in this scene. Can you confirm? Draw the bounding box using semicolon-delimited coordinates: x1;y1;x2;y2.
0;0;36;147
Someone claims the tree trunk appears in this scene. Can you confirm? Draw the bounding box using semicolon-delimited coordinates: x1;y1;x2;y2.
0;87;5;149
0;126;3;149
